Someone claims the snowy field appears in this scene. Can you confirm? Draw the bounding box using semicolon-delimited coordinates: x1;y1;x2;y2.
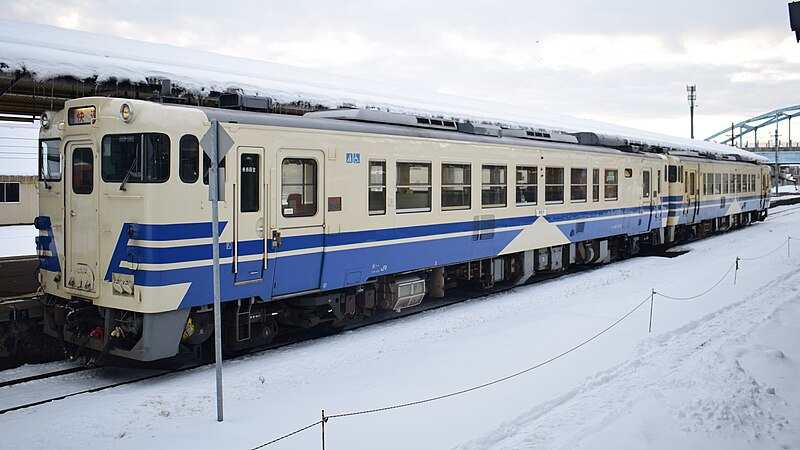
1;206;799;449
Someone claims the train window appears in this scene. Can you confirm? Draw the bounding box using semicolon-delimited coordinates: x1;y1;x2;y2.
714;173;721;195
101;134;170;183
751;174;756;191
657;170;661;194
592;169;600;202
668;165;678;182
368;161;386;215
545;167;564;204
39;139;61;181
570;168;588;203
396;162;431;213
282;158;317;217
481;165;507;208
72;147;93;195
679;167;683;183
240;153;260;213
642;170;650;198
0;182;20;203
179;135;199;183
604;169;618;201
442;163;471;210
736;174;742;193
516;166;538;206
723;174;729;194
202;153;226;185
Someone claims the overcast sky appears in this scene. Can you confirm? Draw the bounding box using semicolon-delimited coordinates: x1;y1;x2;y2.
0;0;797;174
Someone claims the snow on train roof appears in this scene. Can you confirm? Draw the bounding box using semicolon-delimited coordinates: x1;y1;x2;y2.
0;19;766;163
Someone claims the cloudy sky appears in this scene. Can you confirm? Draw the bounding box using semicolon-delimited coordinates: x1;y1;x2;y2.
1;0;797;149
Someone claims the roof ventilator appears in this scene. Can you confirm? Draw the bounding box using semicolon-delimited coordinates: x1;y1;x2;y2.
501;128;579;144
457;121;502;137
305;108;459;131
218;90;272;112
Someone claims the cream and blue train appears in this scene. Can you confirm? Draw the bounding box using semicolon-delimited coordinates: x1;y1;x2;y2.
35;97;770;362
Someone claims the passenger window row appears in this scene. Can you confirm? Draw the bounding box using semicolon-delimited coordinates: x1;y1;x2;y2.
368;162;623;216
701;173;757;195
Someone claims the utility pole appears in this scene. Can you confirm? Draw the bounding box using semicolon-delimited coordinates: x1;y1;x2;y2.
730;122;735;147
687;85;696;139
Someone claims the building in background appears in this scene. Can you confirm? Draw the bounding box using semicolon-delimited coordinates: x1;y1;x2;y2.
0;175;37;225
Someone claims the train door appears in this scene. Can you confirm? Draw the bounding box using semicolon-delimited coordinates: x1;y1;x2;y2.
233;147;267;283
272;149;325;295
641;168;654;230
687;168;699;223
64;140;99;297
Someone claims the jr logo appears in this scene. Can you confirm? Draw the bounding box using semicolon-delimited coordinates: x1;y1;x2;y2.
346;153;361;164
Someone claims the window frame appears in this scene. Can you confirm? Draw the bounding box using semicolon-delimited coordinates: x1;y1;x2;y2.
481;164;507;208
72;147;94;195
281;157;318;218
570;167;588;203
39;139;62;182
0;182;21;203
592;168;600;202
441;162;472;211
368;160;387;215
100;133;171;184
516;165;538;206
604;169;619;201
545;167;565;204
179;135;200;184
396;161;432;214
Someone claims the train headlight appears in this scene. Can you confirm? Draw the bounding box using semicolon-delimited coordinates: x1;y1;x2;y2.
41;111;51;129
120;102;134;123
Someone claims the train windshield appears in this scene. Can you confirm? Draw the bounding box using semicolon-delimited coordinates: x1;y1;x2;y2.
101;133;170;184
39;139;62;181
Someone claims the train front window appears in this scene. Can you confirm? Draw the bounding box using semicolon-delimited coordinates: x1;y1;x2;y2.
72;147;93;195
101;133;170;184
39;139;61;181
179;135;199;183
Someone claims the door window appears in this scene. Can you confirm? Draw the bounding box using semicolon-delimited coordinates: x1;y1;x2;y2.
240;153;260;213
282;158;317;217
72;147;93;194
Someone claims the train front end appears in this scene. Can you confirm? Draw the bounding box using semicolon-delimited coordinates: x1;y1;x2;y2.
36;98;212;363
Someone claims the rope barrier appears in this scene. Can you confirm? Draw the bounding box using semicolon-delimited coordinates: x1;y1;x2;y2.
654;261;737;301
739;239;789;261
251;420;324;449
326;294;653;420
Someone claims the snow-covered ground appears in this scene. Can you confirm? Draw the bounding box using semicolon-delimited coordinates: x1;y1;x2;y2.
0;224;36;258
1;206;798;450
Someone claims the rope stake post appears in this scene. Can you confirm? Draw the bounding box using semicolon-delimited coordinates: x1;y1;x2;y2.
648;289;655;333
322;410;327;450
734;257;740;285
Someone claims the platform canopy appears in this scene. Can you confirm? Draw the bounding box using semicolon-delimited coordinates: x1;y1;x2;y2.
0;19;766;163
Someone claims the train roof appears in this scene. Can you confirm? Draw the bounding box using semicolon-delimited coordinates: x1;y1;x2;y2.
2;19;766;164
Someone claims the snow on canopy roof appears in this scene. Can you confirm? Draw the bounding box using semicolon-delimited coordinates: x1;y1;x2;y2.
0;19;766;163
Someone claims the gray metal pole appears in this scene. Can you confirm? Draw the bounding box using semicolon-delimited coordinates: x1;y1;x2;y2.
210;118;224;422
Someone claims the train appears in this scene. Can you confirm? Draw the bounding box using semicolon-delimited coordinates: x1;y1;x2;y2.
34;96;771;363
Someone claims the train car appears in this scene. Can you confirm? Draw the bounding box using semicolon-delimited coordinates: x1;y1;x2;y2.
34;97;769;363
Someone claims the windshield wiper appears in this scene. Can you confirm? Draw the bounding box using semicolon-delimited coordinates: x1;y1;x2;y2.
119;150;139;191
